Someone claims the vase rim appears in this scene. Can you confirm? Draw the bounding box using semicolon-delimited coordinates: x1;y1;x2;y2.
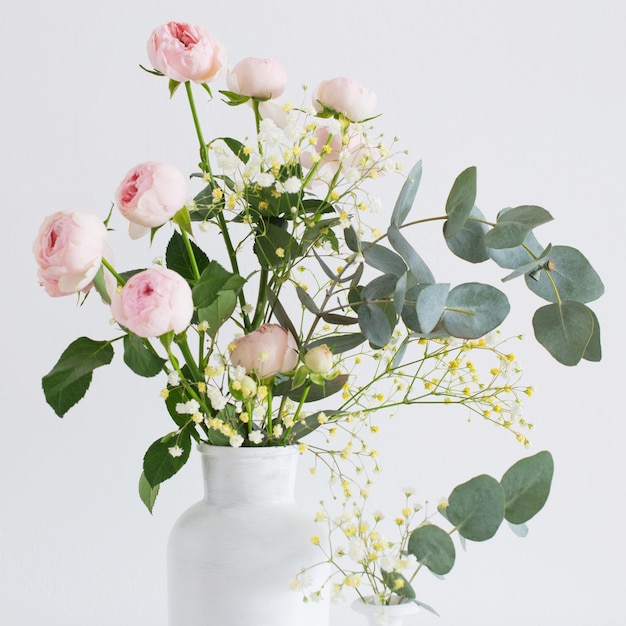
197;442;298;458
351;596;419;616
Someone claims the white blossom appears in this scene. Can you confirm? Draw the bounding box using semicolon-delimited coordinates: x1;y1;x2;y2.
229;434;244;448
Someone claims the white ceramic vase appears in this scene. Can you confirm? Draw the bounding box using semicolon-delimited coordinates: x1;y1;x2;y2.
351;596;419;626
167;444;329;626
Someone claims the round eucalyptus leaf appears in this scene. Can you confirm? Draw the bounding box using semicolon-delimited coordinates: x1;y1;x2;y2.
444;205;489;263
358;302;392;347
416;283;450;334
524;246;604;303
501;451;554;525
488;230;544;269
442;283;510;339
362;273;399;301
407;524;456;575
533;301;595;366
446;474;505;541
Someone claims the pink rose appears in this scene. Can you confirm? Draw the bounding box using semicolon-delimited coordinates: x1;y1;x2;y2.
33;210;108;297
313;77;377;122
230;324;298;378
147;22;226;84
226;57;287;99
110;268;193;338
115;162;187;239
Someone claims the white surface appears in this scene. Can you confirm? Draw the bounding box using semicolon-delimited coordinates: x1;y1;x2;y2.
1;1;623;625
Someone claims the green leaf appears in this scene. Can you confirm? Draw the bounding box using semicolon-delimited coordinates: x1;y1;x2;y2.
533;301;596;365
442;283;510;339
218;137;250;163
362;242;407;277
407;524;456;575
362;274;399;301
306;333;366;354
443;166;477;239
123;334;166;377
501;244;553;282
92;265;111;304
142;429;192;489
524;246;604;304
445;474;505;541
172;206;193;237
138;471;160;514
488;230;544;269
501;451;554;525
583;308;602;362
42;337;114;417
192;260;245;309
320;313;359;325
274;375;349;403
266;287;300;344
391;160;423;227
198;291;238;339
388;225;436;283
483;206;554;249
358;302;392;347
416;283;450;334
444;205;490;264
166;231;210;281
168;79;181;98
381;570;416;600
254;222;300;268
296;286;320;314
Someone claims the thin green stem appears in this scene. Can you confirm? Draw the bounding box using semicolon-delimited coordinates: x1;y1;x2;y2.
185;82;210;172
179;228;201;282
101;257;125;286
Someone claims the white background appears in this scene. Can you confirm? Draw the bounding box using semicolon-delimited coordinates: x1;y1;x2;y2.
1;1;624;624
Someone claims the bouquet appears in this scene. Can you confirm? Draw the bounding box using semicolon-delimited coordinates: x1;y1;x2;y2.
33;20;603;606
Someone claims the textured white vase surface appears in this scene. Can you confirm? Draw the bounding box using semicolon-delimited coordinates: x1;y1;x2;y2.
167;444;329;626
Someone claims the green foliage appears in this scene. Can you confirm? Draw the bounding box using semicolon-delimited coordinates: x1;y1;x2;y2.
407;524;456;575
142;429;192;490
446;474;505;541
443;166;477;238
123;333;166;377
501;451;554;524
42;338;114;417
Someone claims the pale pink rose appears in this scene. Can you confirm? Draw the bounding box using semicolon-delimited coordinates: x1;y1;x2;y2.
230;324;298;378
115;162;187;239
110;268;193;338
313;77;376;122
227;57;287;99
33;210;108;297
147;22;226;83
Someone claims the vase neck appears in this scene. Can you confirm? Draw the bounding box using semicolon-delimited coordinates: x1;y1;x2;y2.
199;445;298;506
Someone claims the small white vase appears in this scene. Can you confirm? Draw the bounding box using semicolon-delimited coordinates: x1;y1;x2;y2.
351;596;419;626
167;444;329;626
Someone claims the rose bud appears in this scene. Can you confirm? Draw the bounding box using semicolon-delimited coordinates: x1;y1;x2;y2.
226;57;287;99
110;268;193;338
33;210;108;297
147;22;226;84
304;344;334;375
313;77;376;122
115;162;187;239
230;324;298;379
